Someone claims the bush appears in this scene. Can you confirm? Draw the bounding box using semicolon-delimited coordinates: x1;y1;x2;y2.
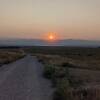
52;67;69;86
43;64;55;79
69;77;83;88
53;78;71;100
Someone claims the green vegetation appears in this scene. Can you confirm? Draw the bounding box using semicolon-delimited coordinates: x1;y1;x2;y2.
54;78;71;100
43;64;55;79
39;56;77;100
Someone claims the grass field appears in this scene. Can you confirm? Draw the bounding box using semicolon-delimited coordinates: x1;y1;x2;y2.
27;46;100;100
0;46;100;100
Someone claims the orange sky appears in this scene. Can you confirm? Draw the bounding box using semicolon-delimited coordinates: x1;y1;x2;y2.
0;0;100;40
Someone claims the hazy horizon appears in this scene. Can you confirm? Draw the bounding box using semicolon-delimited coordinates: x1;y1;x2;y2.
0;37;100;41
0;0;100;40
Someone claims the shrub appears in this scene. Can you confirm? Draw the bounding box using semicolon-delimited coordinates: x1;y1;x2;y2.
43;64;55;79
52;67;69;86
53;78;71;100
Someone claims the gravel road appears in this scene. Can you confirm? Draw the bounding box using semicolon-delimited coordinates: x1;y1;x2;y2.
0;55;53;100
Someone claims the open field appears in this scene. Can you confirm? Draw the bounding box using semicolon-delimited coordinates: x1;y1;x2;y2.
25;46;100;70
26;46;100;100
25;46;100;85
0;46;100;100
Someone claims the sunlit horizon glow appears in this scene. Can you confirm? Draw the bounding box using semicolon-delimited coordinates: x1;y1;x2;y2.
49;35;54;40
0;0;100;40
48;32;56;41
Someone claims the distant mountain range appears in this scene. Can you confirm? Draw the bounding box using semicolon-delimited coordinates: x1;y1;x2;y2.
0;39;100;47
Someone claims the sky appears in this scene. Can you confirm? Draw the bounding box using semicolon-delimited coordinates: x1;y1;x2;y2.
0;0;100;40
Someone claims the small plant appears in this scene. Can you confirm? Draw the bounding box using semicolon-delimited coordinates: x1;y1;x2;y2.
53;78;71;100
43;64;55;79
52;67;69;86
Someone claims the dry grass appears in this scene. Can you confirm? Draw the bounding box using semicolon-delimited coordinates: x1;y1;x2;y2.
35;48;100;100
37;54;100;84
27;46;100;100
0;49;25;65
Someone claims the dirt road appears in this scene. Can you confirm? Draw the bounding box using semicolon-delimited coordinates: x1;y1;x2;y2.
0;55;53;100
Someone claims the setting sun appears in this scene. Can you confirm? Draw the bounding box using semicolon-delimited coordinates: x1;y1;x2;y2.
47;33;56;41
43;32;58;41
49;35;54;40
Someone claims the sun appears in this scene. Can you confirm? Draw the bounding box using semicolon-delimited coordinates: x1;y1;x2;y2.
48;33;55;41
49;35;54;40
43;32;57;41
